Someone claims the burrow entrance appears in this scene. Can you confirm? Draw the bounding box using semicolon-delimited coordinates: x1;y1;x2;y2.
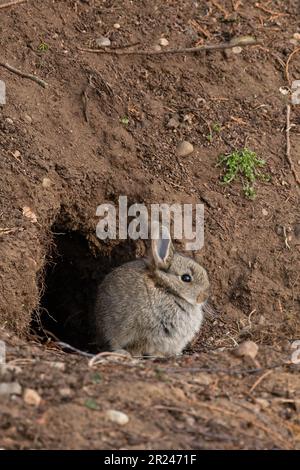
32;227;137;353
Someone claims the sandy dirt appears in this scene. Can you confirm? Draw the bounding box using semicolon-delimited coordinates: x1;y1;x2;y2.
0;0;299;449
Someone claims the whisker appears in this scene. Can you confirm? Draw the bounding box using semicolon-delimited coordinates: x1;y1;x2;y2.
203;302;220;318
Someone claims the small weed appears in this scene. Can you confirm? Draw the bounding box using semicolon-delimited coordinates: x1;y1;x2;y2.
212;123;221;133
218;148;270;198
120;116;129;126
38;41;49;52
92;373;102;384
206;123;222;143
84;398;99;410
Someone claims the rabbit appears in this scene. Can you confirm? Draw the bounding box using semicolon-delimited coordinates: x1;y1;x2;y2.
94;224;210;357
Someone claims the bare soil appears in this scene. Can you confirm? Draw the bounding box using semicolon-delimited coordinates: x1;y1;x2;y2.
0;0;299;450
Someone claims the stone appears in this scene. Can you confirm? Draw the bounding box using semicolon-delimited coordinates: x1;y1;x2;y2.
0;382;22;396
13;150;21;159
232;46;242;54
256;398;270;409
49;361;65;371
166;116;180;129
105;409;129;425
42;177;52;188
158;38;169;47
234;340;258;360
95;36;111;47
176;140;194;157
59;387;72;398
24;114;32;124
24;388;41;406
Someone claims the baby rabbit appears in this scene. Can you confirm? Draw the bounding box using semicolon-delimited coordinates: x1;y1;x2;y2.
95;225;209;357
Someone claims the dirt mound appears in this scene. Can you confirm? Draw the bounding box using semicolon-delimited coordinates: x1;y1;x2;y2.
0;0;299;449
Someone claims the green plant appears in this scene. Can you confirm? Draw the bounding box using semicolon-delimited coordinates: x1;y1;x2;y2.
92;373;102;384
38;41;49;52
206;123;221;143
120;116;129;126
218;148;270;198
84;398;99;410
212;123;221;133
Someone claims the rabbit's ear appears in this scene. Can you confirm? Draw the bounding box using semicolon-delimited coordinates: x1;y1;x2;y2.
151;224;174;269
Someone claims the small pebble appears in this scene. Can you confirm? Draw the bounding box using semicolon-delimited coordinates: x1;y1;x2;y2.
166;116;180;129
13;150;21;159
42;177;52;188
176;140;194;157
262;208;268;216
95;36;111;47
293;32;300;40
234;340;258;360
275;225;283;236
158;38;169;47
105;409;129;425
183;113;193;125
24;114;32;124
24;388;41;406
232;46;242;54
49;361;65;371
59;387;72;398
5;117;14;125
192;373;213;386
258;315;266;325
185;416;196;426
255;398;270;409
113;23;120;29
153;44;162;52
0;382;22;396
279;86;289;96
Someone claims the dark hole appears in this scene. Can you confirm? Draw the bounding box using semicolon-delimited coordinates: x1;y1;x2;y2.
32;230;136;353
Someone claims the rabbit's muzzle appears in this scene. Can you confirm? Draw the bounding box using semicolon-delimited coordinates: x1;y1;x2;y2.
196;288;210;304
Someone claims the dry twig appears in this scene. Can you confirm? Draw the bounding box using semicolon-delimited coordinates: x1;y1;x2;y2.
249;369;272;394
283;226;291;250
286;104;300;186
0;61;48;88
81;85;89;123
210;0;230;18
0;227;19;236
0;0;27;9
78;38;259;56
285;47;300;85
254;3;289;18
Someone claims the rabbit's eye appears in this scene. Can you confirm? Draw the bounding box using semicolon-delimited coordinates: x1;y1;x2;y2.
181;273;192;282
